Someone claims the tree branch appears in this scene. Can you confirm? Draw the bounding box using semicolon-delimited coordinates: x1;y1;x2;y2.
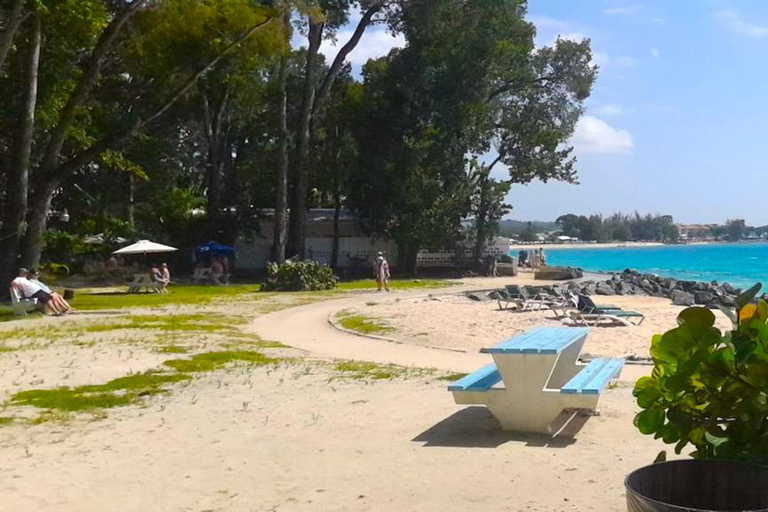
312;1;385;115
44;15;274;186
0;0;25;75
140;16;272;127
40;0;149;177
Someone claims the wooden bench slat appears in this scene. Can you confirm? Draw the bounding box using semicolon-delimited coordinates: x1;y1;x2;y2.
560;358;608;394
447;363;502;392
483;327;589;355
561;358;624;395
582;359;624;395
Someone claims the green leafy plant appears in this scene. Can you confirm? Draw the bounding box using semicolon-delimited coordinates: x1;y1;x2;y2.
633;283;768;463
262;260;338;292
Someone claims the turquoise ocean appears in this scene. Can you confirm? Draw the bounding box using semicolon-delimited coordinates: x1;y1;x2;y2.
527;243;768;290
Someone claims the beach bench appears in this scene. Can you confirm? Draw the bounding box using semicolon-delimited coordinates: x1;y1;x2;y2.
448;327;624;434
10;285;38;316
126;274;164;294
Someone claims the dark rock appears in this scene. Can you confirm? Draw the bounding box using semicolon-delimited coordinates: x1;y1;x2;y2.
468;293;489;301
581;282;596;295
671;290;695;306
596;282;614;295
694;291;715;305
719;295;736;307
722;283;736;295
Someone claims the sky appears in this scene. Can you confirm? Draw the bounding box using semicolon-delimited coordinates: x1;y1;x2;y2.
295;1;768;225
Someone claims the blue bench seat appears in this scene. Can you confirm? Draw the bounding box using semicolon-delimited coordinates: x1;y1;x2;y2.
560;358;624;395
447;363;502;392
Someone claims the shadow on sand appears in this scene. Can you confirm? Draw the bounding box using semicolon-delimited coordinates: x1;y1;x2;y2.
412;406;591;449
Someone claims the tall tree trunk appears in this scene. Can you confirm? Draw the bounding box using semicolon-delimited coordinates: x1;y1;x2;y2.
331;182;341;270
20;15;273;268
0;12;40;291
287;18;322;259
127;173;135;227
288;4;384;259
271;44;289;264
0;0;25;75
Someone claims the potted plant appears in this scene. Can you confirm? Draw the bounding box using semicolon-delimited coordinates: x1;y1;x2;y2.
626;283;768;511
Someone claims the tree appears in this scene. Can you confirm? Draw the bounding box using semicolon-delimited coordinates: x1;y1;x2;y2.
287;0;396;259
726;219;746;242
0;0;280;287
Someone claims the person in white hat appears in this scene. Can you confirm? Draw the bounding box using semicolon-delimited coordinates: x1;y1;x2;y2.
374;252;390;292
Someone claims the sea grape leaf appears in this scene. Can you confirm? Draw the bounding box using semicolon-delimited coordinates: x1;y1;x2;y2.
678;307;715;329
634;409;665;435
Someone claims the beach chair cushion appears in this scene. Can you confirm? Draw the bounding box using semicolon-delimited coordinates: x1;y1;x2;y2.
447;363;502;392
561;358;624;395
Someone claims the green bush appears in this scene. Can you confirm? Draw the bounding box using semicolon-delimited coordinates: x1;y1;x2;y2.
633;283;768;463
263;260;338;291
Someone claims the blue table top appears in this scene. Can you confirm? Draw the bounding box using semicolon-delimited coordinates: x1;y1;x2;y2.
481;327;589;355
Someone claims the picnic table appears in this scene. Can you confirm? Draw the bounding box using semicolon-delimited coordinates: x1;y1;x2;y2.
448;327;623;434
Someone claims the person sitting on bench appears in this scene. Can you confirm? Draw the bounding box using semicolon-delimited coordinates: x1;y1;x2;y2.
11;268;65;316
30;269;73;313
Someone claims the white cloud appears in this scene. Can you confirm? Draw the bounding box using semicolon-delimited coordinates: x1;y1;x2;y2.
572;116;633;154
714;9;768;39
603;5;642;16
319;27;405;67
593;104;624;117
651;48;660;58
649;18;665;24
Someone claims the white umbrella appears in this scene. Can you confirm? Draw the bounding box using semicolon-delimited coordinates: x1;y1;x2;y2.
112;240;178;255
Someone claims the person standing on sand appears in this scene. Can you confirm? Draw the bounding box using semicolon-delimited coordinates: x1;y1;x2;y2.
374;252;390;292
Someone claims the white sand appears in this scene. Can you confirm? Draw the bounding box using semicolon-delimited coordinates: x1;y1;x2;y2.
342;293;732;359
0;279;713;511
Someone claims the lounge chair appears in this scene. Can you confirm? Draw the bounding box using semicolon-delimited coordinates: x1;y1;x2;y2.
567;294;645;327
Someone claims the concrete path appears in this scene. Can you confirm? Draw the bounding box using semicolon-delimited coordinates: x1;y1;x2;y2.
248;278;649;382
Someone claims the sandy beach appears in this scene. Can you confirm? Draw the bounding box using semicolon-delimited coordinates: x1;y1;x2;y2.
0;277;716;511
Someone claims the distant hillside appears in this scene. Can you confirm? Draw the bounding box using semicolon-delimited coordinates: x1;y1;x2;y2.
498;219;559;236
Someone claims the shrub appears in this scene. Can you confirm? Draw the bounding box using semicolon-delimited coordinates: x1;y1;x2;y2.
262;260;338;291
633;283;768;463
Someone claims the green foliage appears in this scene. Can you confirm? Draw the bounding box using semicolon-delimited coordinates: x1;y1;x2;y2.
337;313;394;335
262;260;338;291
633;284;768;463
69;285;261;310
557;212;678;242
333;360;432;381
163;350;274;373
12;372;191;411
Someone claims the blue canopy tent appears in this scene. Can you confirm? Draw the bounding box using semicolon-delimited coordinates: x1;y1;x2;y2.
196;241;234;254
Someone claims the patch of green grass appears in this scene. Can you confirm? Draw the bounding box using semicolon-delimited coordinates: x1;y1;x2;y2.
337;279;458;291
83;313;244;334
158;345;189;354
436;372;468;381
333;360;433;381
70;285;264;311
29;411;71;424
163;350;275;373
12;372;191;411
0;416;14;426
337;314;394;335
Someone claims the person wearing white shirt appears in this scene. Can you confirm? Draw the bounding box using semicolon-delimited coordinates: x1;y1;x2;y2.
11;268;60;315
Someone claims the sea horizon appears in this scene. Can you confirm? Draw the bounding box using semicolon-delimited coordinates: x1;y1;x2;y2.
518;242;768;290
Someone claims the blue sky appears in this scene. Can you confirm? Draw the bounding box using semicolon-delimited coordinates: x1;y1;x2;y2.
298;1;768;225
